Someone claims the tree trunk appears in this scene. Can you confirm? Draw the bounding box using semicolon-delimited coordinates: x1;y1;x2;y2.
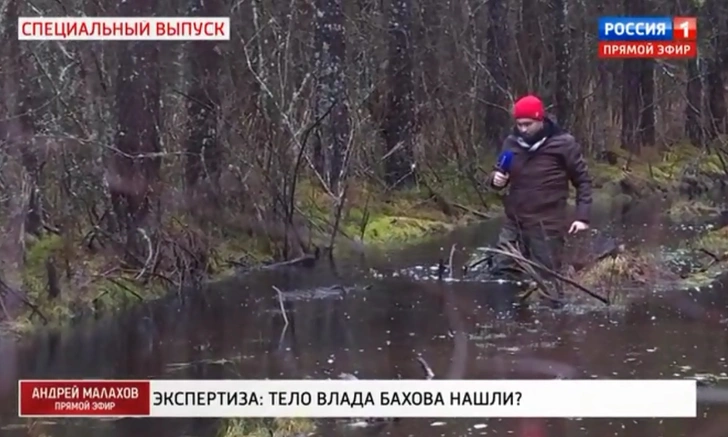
684;58;703;146
704;0;727;138
551;0;572;128
516;0;541;95
482;0;510;146
313;0;350;192
620;0;654;153
110;0;162;260
415;0;440;127
638;59;655;147
383;0;415;187
1;0;43;236
184;0;223;203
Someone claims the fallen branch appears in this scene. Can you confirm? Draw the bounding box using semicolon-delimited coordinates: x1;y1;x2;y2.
272;285;289;326
699;248;722;263
416;355;435;380
480;247;609;305
105;278;143;301
452;202;491;219
448;244;456;279
463;255;489;274
691;247;728;275
500;241;559;302
261;251;319;270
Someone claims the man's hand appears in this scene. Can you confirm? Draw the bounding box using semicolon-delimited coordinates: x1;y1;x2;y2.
492;171;509;187
568;220;589;234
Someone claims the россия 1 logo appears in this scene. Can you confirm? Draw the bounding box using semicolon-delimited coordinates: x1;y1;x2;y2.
597;16;697;59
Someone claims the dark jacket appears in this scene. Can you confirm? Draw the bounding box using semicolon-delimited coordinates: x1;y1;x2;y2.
488;117;592;235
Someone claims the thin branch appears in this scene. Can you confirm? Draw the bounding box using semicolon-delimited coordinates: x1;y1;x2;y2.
272;285;289;326
447;244;456;279
416;355;435;379
479;246;609;305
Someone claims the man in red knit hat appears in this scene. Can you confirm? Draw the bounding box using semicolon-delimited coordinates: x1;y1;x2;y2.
487;94;592;302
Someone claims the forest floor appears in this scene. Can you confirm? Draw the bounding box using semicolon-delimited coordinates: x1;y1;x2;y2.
3;144;728;335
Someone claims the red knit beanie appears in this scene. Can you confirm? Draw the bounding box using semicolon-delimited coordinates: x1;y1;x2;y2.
513;95;545;121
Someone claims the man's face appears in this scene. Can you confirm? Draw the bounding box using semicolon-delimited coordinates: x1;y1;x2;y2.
515;118;543;139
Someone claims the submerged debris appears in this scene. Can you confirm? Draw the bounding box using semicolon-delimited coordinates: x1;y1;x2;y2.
335;372;398;429
416;354;435;379
690;373;728;386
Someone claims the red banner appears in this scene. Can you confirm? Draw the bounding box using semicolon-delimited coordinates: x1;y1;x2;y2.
19;380;150;417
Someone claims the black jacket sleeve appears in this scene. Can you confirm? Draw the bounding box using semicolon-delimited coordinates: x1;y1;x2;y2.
564;137;592;223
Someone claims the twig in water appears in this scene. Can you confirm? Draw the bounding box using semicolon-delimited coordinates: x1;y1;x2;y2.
448;244;456;279
690;247;728;276
416;355;435;379
272;285;289;326
500;241;557;302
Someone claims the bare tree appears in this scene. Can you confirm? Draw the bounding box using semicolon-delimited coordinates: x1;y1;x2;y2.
704;0;727;139
109;0;162;259
383;0;415;186
312;0;350;192
185;0;223;204
551;0;572;127
0;0;727;324
481;0;510;146
620;0;655;152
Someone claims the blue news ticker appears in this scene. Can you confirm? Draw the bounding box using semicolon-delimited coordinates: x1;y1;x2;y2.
598;16;673;41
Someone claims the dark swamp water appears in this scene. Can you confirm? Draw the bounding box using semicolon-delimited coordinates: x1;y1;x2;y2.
3;201;728;437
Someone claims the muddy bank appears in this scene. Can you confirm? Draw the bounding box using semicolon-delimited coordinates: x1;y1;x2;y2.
3;149;727;335
1;189;728;437
3;230;728;436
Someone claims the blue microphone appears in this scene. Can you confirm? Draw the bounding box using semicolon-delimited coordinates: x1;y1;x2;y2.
496;150;514;173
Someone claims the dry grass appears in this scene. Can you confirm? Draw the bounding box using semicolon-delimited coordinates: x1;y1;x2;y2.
217;418;315;437
573;251;682;292
667;199;720;221
691;225;728;255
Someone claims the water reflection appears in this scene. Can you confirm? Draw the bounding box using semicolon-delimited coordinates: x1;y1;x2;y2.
1;206;728;436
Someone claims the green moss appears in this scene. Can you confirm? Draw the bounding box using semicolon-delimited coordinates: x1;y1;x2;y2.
8;143;726;334
591;162;625;187
5;232;166;333
218;418;314;437
587;143;724;194
677;267;725;289
354;214;452;245
22;234;64;297
212;235;275;274
297;178;460;249
688;226;728;255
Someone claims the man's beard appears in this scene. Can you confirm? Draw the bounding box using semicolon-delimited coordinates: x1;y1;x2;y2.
519;124;548;144
519;130;540;143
